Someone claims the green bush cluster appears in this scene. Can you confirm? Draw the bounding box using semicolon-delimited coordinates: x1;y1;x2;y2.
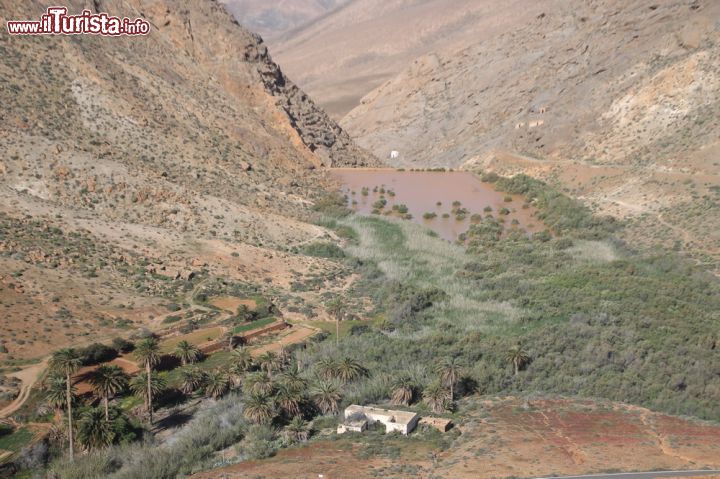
300;242;345;259
77;343;118;366
312;192;351;217
494;174;619;238
317;179;720;422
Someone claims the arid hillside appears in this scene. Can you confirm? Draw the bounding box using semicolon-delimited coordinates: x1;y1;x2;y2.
0;0;376;361
339;0;720;268
221;0;350;40
267;0;557;117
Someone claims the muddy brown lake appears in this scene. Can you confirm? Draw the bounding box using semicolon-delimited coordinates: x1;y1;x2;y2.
330;168;544;241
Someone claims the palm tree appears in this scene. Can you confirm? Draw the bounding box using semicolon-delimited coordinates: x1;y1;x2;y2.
243;394;275;424
45;373;74;415
423;382;450;414
335;357;367;383
311;379;341;415
134;337;161;424
506;344;530;376
88;365;128;421
390;375;414;406
283;416;310;443
48;348;82;460
435;356;463;401
257;351;281;379
275;383;303;417
173;340;200;366
315;357;337;381
231;347;254;372
129;371;166;420
278;364;307;392
326;298;345;347
277;346;291;366
204;369;230;399
224;331;237;351
76;407;114;450
244;371;274;396
227;364;245;389
228;347;253;388
178;366;205;395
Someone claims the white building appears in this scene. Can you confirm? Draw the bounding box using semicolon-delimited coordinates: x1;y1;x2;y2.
337;405;419;435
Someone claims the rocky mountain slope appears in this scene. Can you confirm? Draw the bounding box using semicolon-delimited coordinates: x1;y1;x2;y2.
0;0;376;360
340;0;720;267
221;0;350;40
267;0;556;117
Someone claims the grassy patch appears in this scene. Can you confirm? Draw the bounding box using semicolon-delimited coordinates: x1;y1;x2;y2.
300;242;345;259
303;319;366;340
155;327;224;355
232;317;276;334
343;215;523;333
0;427;33;452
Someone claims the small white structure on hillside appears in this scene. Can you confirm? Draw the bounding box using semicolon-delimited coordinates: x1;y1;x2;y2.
390;150;400;159
337;405;419;435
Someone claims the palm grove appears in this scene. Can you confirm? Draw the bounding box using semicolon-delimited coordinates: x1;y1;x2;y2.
42;326;526;468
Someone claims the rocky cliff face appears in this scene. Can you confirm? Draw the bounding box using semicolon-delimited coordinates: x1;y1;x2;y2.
240;29;375;167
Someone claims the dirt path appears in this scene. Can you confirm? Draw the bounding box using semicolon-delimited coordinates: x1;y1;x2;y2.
657;212;694;246
638;411;698;465
0;360;47;419
250;324;319;357
538;410;587;465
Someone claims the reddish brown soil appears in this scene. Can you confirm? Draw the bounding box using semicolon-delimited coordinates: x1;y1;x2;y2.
73;357;140;396
208;297;257;313
194;397;720;479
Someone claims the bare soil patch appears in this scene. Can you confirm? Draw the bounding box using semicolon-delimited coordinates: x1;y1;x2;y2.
208;296;256;313
196;397;720;479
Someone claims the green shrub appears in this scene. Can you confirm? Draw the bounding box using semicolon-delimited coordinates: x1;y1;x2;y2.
111;338;134;353
166;303;181;312
78;343;118;366
481;171;500;182
373;199;387;210
313;192;351;217
495;174;619;238
162;315;182;324
301;242;345;259
393;204;409;214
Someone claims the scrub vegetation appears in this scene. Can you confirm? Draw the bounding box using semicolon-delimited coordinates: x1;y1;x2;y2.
20;175;720;477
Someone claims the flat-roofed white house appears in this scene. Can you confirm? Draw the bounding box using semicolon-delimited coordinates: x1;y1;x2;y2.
337;405;420;435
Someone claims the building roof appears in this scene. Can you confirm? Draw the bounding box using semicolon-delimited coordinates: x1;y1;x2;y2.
344;405;418;426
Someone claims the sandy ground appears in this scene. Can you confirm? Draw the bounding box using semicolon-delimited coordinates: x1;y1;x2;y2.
209;297;257;313
0;360;47;419
250;324;319;357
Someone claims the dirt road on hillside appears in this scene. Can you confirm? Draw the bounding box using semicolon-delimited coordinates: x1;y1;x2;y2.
0;360;47;418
